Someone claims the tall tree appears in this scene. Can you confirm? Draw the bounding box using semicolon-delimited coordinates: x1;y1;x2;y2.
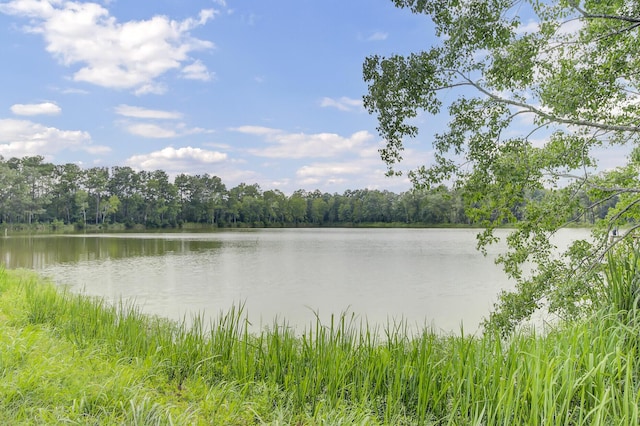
75;190;89;226
142;170;179;226
202;175;227;225
0;158;23;223
175;174;206;223
364;0;640;332
51;163;82;224
263;189;287;224
100;195;121;224
288;191;308;225
310;197;328;224
108;166;141;224
83;167;109;225
9;156;54;224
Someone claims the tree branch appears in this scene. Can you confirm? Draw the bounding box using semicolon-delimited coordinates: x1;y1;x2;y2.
454;71;640;133
552;173;640;194
569;1;640;24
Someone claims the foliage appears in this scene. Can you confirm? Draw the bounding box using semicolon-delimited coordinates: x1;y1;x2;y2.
602;244;640;314
0;155;483;228
0;155;621;235
364;0;640;333
3;268;640;424
0;156;620;234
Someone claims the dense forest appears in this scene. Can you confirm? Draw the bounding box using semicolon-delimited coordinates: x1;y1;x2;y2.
0;156;615;229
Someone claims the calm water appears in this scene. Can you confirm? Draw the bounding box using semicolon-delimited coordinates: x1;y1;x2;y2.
0;228;589;333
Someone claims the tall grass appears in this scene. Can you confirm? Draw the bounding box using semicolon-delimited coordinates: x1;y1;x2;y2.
2;261;640;424
604;246;640;314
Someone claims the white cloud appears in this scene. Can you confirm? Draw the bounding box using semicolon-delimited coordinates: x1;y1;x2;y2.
84;144;111;155
181;60;214;81
234;127;374;159
125;146;227;170
291;158;412;193
231;125;281;136
298;177;321;187
557;17;584;36
121;120;213;138
179;125;213;136
204;141;232;150
10;102;61;116
359;145;382;159
57;87;90;95
0;1;216;93
320;96;363;112
515;20;539;35
126;123;178;138
297;162;366;178
115;104;182;120
0;118;103;157
116;105;213;138
134;82;168;96
358;31;388;42
366;31;388;41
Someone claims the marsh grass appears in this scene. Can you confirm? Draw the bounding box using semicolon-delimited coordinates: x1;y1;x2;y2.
1;263;640;424
604;246;640;315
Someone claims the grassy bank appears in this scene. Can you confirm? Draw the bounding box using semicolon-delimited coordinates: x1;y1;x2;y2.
1;269;639;424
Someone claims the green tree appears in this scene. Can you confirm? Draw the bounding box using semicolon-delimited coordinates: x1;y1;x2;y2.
398;191;419;224
202;175;227;225
310;197;328;224
364;0;640;332
83;167;109;225
238;184;263;225
288;191;307;225
337;195;354;223
361;190;394;222
142;170;179;227
175;174;203;223
7;156;54;224
75;190;89;226
51;163;82;224
100;195;121;224
419;188;452;224
0;158;24;223
263;189;288;224
108;166;142;224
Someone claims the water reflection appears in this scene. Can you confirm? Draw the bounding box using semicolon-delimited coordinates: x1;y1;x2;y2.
0;228;592;333
0;234;223;269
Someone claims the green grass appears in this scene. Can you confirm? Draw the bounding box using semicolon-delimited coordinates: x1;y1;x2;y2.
1;266;640;425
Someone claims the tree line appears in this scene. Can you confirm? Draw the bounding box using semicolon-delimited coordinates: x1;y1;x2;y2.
0;156;614;229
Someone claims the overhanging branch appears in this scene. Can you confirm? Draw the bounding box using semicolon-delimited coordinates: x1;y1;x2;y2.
569;1;640;24
454;71;640;134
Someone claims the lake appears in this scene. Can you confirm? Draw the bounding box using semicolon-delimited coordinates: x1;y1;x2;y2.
0;228;589;334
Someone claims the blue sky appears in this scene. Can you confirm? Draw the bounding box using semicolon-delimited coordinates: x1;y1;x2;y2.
0;0;440;194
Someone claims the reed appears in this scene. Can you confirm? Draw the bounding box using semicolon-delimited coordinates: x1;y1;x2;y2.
2;263;640;424
604;246;640;316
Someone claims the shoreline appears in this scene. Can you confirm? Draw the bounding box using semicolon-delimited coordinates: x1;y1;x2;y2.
0;268;637;424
